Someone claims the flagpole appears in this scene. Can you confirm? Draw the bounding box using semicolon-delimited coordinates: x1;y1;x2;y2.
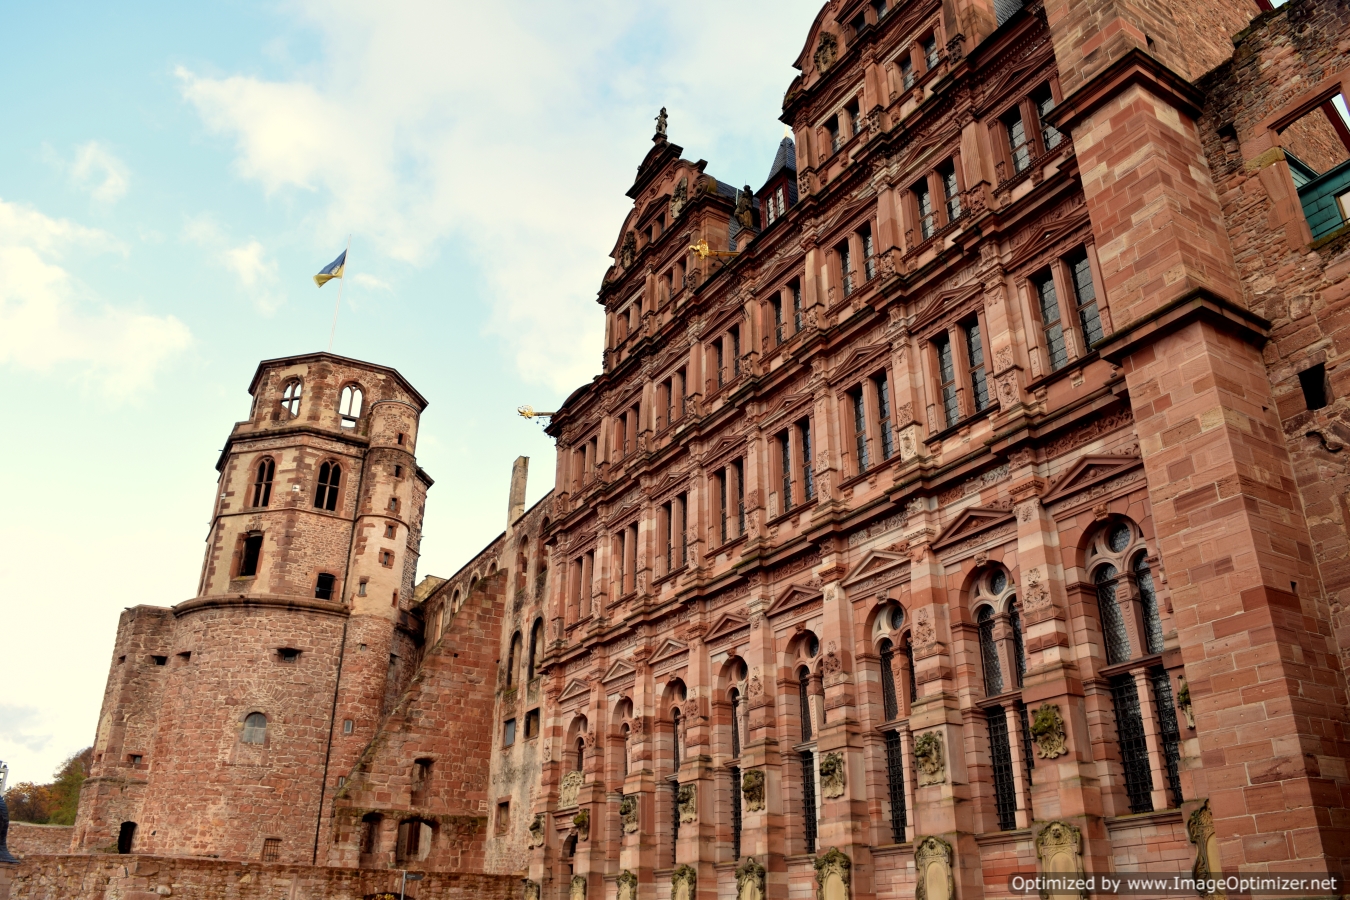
327;235;351;352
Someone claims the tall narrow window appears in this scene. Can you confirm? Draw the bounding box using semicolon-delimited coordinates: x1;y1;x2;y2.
978;606;1004;695
839;242;854;296
780;432;794;512
862;227;876;280
852;389;869;473
771;296;785;344
1010;601;1026;688
1034;85;1061;150
1096;565;1132;665
241;712;267;744
1150;668;1184;807
922;34;939;69
1035;272;1068;372
506;632;521;687
339;385;363;428
916;180;936;239
717;471;729;545
987;707;1017;830
800;750;818;854
876;372;895;461
733;459;746;536
239;533;263;578
1134;553;1164;655
829;117;842;154
884;730;907;841
1005;107;1032;174
731;327;742;377
792;282;803;332
314;462;341;511
941;161;961;221
716;340;725;389
1110;674;1154;813
281;380;302;417
528;619;543;680
315;573;335;600
672;707;682;772
1068;250;1104;349
661;503;674;574
800;419;815;501
670;779;680;864
965;321;990;412
798;667;813;742
936;335;959;427
900;55;915;89
252;458;274;507
730;766;743;860
730;690;742;757
1017;701;1035;787
879;639;899;721
905;637;918;705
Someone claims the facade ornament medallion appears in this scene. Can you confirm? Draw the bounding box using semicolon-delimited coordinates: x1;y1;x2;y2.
915;836;956;900
1031;703;1068;758
670;176;688;218
742;768;767;811
912;607;936;647
1188;801;1223;898
572;808;590;841
736;855;767;900
915;731;946;785
820;751;847;799
620;230;636;268
617;870;638;900
570;875;587;900
813;846;852;900
671;863;697;900
619;794;639;834
1035;820;1086;900
1178;678;1195;728
748;674;764;697
813;32;838;72
528;814;545;848
678;782;697;823
559;770;584;808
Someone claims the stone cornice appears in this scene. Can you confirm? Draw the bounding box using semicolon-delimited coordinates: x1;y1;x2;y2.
1044;48;1205;134
1093;288;1270;365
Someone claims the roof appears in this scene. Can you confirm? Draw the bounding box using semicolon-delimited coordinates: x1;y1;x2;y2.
766;136;797;181
246;351;429;410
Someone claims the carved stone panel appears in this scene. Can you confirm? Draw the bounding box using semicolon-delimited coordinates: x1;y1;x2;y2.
570;875;587;900
572;808;590;841
742;768;766;811
1188;801;1224;899
737;856;767;900
678;783;697;823
672;863;697;900
820;751;847;799
814;846;852;900
915;732;946;785
1031;704;1068;759
915;836;955;900
524;880;541;900
620;794;639;834
1035;820;1086;900
528;814;545;848
617;870;638;900
559;770;584;808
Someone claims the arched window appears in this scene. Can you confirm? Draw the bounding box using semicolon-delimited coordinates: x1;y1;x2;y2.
1095;563;1131;664
798;666;813;742
359;812;382;856
314;462;341;511
1009;601;1026;688
241;712;267;744
252;458;275;507
527;619;543;681
903;634;917;706
339;385;363;428
978;606;1003;695
620;723;631;778
671;707;682;771
878;637;898;721
280;380;302;417
506;632;522;687
729;688;742;757
1134;551;1163;655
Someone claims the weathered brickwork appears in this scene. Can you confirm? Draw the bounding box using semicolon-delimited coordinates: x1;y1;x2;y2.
42;1;1350;899
5;827;73;860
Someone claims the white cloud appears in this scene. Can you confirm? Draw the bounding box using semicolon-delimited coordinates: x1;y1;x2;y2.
176;0;819;393
352;272;391;291
184;216;286;314
0;198;191;399
70;141;130;205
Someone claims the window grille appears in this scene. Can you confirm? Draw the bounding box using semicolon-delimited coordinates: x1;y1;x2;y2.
1135;554;1164;655
800;420;815;500
879;639;899;721
799;670;813;742
965;322;990;412
1069;251;1104;349
730;766;743;860
1017;701;1034;787
987;706;1017;830
979;606;1003;695
670;779;680;865
884;730;907;841
1150;668;1184;807
936;336;959;426
1036;272;1068;371
852;390;869;472
262;838;281;861
1009;602;1026;687
800;750;818;854
904;639;918;706
1096;565;1132;664
1110;675;1154;813
731;692;741;757
877;372;895;460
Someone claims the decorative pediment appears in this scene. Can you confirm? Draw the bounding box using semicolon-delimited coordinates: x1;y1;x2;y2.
767;581;824;617
558;679;592;704
831;344;891;384
1041;454;1143;505
705;611;749;644
762;389;814;428
933;506;1015;550
843;549;910;587
626;136;685;200
651;638;689;665
699;433;747;467
913;282;984;334
1006;196;1090;271
601;658;637;684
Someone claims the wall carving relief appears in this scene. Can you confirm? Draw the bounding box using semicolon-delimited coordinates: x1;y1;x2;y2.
814;846;852;900
528;814;545;848
620;795;639;834
572;808;590;841
1036;821;1086;900
1188;801;1224;899
559;770;584;808
678;783;697;823
524;880;541;900
915;732;946;785
820;751;847;799
915;836;955;900
1031;704;1068;758
742;768;766;811
737;855;767;900
671;864;697;900
617;870;638;900
570;875;587;900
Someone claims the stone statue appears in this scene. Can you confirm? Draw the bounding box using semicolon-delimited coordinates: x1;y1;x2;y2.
1188;801;1223;899
528;814;545;848
813;846;852;900
741;768;766;811
736;856;767;900
570;874;587;900
572;807;590;841
915;731;946;785
678;783;697;823
1031;704;1068;759
617;870;639;900
656;107;668;137
0;791;15;864
820;752;847;799
619;794;639;834
735;186;755;229
671;863;697;900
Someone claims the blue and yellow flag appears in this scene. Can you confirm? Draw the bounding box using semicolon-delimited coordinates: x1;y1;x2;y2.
313;250;346;287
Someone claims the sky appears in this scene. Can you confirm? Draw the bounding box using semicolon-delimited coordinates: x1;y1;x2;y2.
0;0;823;786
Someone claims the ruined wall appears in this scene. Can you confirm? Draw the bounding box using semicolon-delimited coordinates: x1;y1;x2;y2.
6;826;74;858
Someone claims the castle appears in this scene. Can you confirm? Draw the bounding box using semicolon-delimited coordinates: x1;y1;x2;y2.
9;0;1350;897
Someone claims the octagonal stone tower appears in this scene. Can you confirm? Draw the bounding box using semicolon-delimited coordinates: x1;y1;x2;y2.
73;352;431;864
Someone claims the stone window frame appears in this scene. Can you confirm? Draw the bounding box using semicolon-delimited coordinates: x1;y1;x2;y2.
233;530;264;580
882;15;947;101
988;78;1065;184
902;154;965;251
250;455;276;508
337;382;365;429
1018;241;1108;381
866;598;915;846
920;303;995;436
278;378;303;419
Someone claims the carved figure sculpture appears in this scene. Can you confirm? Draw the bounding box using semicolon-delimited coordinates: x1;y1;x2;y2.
570;874;587;900
528;814;545;848
915;836;956;900
813;846;852;900
1188;801;1224;899
559;770;584;808
735;186;755;229
915;731;946;785
1178;678;1195;728
573;808;590;841
736;856;767;900
524;880;541;900
617;870;639;900
678;783;697;823
671;863;697;900
820;751;847;799
1031;704;1068;758
1036;821;1086;900
620;230;637;268
655;107;668;137
619;794;639;834
670;177;688;219
741;768;766;811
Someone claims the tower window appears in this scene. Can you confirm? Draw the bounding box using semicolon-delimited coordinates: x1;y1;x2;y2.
278;647;301;663
358;579;368;597
1299;363;1330;410
339;385;364;428
239;532;263;578
314;462;342;511
241;712;268;744
315;573;336;600
343;719;354;735
261;838;281;862
151;655;167;667
503;718;517;747
380;550;395;567
385;523;397;538
280;380;302;417
252;458;275;507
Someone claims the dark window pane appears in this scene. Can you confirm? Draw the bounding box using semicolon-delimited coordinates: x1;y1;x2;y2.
884;730;907;842
1110;675;1154;813
988;706;1017;830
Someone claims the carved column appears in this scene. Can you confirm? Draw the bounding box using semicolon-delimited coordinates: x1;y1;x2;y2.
741;595;787;899
678;624;717;899
621;650;658;894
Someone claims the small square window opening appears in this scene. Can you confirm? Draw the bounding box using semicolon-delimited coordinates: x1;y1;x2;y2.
1299;363;1331;410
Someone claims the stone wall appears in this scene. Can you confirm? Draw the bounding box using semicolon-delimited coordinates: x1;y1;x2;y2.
5;854;516;900
5;825;73;858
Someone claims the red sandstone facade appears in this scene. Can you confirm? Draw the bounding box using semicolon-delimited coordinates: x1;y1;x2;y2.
35;0;1350;899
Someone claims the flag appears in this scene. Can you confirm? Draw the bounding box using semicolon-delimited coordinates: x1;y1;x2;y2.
313;250;346;287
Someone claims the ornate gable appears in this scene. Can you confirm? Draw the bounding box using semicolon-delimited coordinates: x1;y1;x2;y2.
843;549;910;588
705;611;749;644
933;506;1016;551
601;658;637;684
913;281;984;335
558;678;591;704
767;581;824;617
1041;454;1144;505
651;638;689;665
831;343;891;385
